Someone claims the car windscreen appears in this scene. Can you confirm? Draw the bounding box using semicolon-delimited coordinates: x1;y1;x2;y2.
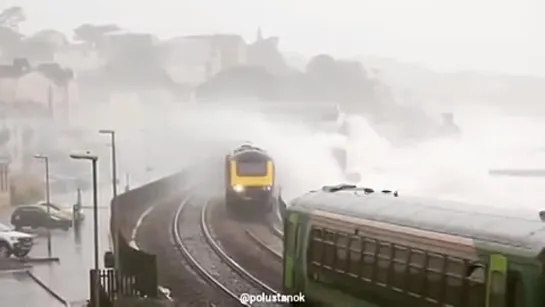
0;223;12;231
41;203;60;211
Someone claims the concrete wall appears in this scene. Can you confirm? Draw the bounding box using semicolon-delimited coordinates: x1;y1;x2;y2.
111;168;188;255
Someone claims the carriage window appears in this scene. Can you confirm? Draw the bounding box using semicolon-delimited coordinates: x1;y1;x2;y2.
308;228;324;262
335;233;349;272
347;236;362;276
426;253;445;301
323;230;336;268
506;272;525;307
336;233;349;260
307;227;325;283
391;245;409;290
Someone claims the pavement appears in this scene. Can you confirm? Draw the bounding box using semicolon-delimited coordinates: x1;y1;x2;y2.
0;270;66;307
0;188;113;307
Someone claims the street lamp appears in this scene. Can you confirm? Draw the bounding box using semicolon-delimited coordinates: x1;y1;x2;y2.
98;129;118;198
99;129;119;270
33;154;52;258
69;152;100;307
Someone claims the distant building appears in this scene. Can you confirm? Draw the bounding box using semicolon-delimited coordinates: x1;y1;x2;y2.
0;59;75;170
206;34;247;70
54;43;105;72
100;32;159;59
247;28;290;75
162;36;221;86
162;34;247;86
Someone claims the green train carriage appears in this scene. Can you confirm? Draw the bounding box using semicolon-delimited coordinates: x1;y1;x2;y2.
283;185;545;307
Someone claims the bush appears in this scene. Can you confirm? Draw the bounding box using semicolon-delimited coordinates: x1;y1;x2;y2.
10;175;44;205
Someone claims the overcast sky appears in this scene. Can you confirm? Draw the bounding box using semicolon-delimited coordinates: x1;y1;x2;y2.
5;0;545;76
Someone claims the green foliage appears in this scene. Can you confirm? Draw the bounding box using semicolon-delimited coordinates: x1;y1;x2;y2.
0;6;25;29
73;23;122;46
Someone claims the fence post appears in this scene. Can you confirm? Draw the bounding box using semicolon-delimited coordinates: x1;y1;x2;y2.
89;269;96;307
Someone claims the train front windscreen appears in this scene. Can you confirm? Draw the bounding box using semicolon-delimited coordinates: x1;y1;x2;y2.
236;161;268;177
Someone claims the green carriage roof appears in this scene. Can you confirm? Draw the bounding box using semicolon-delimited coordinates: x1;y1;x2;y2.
289;186;545;257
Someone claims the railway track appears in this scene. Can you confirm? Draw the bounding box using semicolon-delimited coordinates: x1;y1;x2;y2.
172;197;282;307
245;228;282;260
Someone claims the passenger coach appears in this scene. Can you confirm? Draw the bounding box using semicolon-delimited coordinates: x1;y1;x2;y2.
283;184;542;307
224;143;275;218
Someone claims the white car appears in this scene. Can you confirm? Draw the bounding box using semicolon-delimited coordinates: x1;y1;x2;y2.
0;222;36;258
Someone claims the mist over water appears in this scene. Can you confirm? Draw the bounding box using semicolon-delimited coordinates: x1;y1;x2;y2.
349;105;545;216
70;100;545;216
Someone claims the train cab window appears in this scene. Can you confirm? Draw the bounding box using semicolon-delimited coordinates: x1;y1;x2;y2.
236;161;268;176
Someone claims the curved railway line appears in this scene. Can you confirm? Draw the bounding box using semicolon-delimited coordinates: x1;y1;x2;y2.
172;197;282;307
245;227;282;260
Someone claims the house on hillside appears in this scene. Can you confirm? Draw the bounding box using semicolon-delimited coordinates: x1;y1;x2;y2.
54;43;105;72
247;28;290;75
14;69;73;121
207;34;247;71
100;32;159;59
162;36;221;86
162;34;247;86
0;58;31;103
0;59;76;170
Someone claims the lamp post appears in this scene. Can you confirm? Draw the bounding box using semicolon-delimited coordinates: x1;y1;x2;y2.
33;154;52;258
69;152;99;307
99;129;119;270
98;130;117;198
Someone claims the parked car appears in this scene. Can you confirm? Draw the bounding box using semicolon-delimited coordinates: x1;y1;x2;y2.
10;205;72;231
37;202;85;222
0;222;36;258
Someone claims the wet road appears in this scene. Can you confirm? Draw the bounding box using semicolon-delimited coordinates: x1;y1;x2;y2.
0;188;114;306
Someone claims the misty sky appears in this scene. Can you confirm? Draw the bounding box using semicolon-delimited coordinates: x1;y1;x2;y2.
6;0;545;76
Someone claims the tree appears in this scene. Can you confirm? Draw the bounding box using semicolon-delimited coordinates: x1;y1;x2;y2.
73;23;122;47
0;6;25;30
30;29;68;48
196;66;276;101
305;54;336;78
35;63;74;87
0;26;23;48
100;33;171;89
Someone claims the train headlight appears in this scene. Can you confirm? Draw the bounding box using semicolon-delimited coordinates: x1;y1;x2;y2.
232;185;245;193
264;186;272;191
